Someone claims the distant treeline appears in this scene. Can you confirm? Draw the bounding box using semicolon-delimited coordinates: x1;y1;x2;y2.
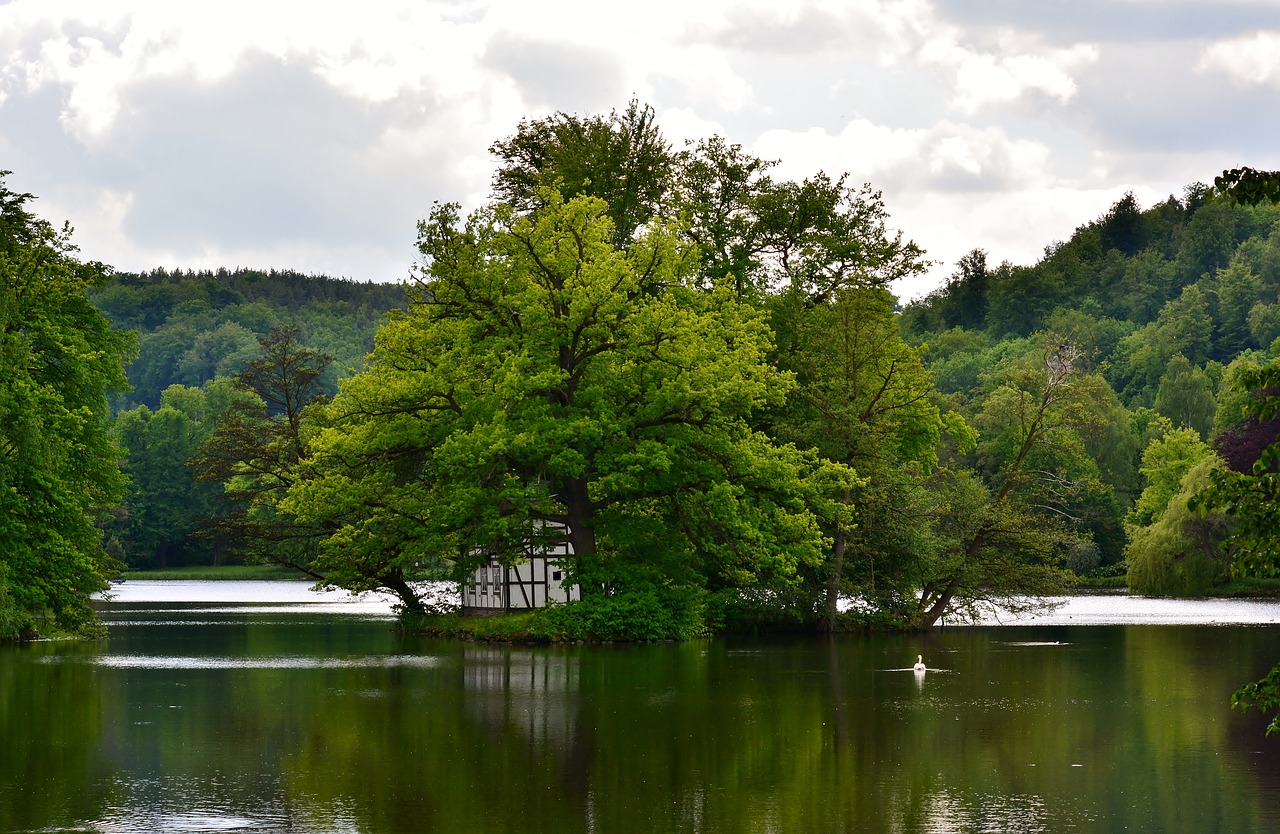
903;188;1280;380
90;267;407;410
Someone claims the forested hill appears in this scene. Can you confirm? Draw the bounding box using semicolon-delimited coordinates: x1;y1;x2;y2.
901;186;1280;378
90;267;407;410
903;188;1280;411
900;186;1280;595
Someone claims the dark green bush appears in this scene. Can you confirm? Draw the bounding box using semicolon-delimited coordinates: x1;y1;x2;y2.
530;582;708;641
0;572;29;641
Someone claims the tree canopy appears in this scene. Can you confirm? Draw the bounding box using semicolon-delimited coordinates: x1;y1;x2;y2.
285;192;850;619
90;267;405;411
278;105;1138;637
0;173;133;638
489;99;672;248
188;326;334;578
55;110;1280;646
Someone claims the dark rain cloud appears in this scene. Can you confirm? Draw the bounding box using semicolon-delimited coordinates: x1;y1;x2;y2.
7;50;472;279
1066;42;1280;160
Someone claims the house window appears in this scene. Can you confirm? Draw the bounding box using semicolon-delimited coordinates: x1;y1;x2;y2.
552;571;562;581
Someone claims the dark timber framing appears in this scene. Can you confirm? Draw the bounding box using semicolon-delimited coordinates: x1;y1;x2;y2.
461;525;579;614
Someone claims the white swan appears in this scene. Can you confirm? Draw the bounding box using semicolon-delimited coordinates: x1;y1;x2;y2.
913;654;926;672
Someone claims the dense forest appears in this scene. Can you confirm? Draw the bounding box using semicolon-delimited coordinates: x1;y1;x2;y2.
91;267;406;411
1;172;133;639
902;181;1280;597
82;269;407;572
3;108;1279;657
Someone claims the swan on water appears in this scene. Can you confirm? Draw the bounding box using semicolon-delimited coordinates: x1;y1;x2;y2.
913;655;926;672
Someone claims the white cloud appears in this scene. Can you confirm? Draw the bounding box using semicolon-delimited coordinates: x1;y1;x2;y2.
921;33;1099;113
1198;31;1280;87
751;118;1072;298
0;0;762;146
703;2;1098;114
0;2;506;142
697;0;934;64
0;1;1096;148
44;179;410;281
2;0;1278;300
754;119;1052;191
887;181;1182;301
657;107;728;150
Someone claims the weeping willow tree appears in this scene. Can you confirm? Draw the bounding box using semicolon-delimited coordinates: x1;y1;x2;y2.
1127;456;1231;596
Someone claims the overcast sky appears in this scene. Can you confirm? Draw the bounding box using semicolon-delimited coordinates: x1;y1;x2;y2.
3;0;1280;300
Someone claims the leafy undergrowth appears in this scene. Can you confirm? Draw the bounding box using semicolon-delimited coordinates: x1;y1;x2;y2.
1075;573;1280;597
0;581;26;642
1072;561;1129;590
403;584;710;642
1074;575;1128;590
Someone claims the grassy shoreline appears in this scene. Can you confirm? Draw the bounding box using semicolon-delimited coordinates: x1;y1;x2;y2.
116;565;308;581
1212;577;1280;598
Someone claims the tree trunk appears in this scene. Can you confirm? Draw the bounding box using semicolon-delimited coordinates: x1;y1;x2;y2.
920;582;956;630
383;570;425;616
822;487;852;633
562;476;598;593
920;526;989;629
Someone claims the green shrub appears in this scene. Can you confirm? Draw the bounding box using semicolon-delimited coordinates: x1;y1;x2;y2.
708;587;821;632
119;565;303;580
0;572;30;642
1088;560;1129;579
530;582;708;641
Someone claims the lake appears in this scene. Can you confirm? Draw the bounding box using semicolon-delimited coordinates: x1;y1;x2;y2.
3;582;1280;833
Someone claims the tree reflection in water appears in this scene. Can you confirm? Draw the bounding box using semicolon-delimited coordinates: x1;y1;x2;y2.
3;599;1280;833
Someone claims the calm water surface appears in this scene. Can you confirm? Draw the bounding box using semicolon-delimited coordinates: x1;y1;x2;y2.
3;582;1280;833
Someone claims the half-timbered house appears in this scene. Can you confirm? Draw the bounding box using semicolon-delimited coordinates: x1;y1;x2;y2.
461;522;580;613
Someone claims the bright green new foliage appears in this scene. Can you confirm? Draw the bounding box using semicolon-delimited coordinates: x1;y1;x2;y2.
0;174;133;637
287;192;842;620
1127;422;1212;529
110;383;234;568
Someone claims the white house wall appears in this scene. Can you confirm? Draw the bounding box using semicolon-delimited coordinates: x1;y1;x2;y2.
462;554;579;613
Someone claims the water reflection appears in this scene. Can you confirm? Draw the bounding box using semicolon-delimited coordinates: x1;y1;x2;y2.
97;808;291;833
978;593;1280;625
84;654;441;669
3;598;1280;833
917;791;1062;834
464;646;580;754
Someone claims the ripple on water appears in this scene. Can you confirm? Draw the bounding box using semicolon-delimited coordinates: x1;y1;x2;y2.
93;809;289;832
40;655;440;670
918;789;1074;834
976;595;1280;625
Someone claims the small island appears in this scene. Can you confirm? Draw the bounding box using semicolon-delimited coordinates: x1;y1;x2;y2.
3;111;1279;664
